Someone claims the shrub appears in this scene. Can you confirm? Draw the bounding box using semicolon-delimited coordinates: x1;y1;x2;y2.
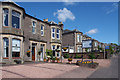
63;53;69;58
74;54;81;59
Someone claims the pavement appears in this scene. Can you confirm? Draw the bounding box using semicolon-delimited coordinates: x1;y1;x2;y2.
87;54;118;78
0;54;118;79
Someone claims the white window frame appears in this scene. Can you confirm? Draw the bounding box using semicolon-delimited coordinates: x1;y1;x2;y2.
52;28;55;39
77;46;82;53
32;21;36;34
80;35;82;43
3;38;9;58
12;39;21;57
56;28;60;40
77;34;80;42
41;24;44;36
95;42;97;47
3;8;9;26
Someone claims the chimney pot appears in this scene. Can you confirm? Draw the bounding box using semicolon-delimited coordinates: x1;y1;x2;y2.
43;18;48;22
58;22;63;25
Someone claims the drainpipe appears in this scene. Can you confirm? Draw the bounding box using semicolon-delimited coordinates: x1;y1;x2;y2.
104;46;105;59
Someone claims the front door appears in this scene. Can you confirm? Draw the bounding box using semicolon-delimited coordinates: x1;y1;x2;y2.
32;44;36;61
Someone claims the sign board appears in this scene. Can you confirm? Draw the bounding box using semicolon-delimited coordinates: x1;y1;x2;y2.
82;40;92;48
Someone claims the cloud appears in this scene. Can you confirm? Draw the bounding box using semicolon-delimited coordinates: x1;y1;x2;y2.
63;0;75;5
86;29;98;35
54;8;75;22
106;3;118;14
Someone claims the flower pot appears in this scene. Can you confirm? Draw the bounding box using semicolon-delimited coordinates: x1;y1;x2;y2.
44;59;46;62
57;60;60;63
68;61;72;64
52;60;55;63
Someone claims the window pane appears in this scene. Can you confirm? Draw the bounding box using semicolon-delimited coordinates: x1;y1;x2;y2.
52;33;55;38
32;27;35;33
52;28;55;32
33;21;36;27
41;25;43;30
57;29;59;33
3;38;9;57
41;31;43;35
3;9;8;26
12;39;20;53
57;34;59;38
12;16;20;28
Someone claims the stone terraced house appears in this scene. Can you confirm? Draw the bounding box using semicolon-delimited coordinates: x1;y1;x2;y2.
0;2;63;64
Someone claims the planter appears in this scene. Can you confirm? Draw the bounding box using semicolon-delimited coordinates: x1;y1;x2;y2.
68;61;72;64
44;59;47;62
14;60;21;64
76;62;99;69
57;60;60;63
52;60;55;63
27;53;30;57
88;63;99;68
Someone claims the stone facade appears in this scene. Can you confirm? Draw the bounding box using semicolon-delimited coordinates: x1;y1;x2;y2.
0;2;63;64
62;29;83;53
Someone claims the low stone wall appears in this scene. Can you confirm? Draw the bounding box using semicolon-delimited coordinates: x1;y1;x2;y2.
63;52;105;59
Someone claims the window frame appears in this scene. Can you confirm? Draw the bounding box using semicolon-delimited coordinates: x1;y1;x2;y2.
52;27;55;39
77;34;80;42
3;8;9;27
41;24;44;36
32;21;36;34
3;38;9;58
77;45;82;53
12;39;21;58
12;10;21;29
56;28;60;40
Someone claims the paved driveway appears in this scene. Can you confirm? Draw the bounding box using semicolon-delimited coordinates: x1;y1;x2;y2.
1;58;111;78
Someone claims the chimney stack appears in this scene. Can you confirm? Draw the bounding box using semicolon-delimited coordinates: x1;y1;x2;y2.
43;18;48;22
58;22;63;25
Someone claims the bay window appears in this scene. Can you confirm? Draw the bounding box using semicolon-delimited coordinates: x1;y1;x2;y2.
3;38;9;58
12;11;20;29
32;21;36;34
77;34;82;42
52;28;55;39
12;39;21;57
56;28;60;39
41;25;44;36
77;46;82;53
3;8;9;26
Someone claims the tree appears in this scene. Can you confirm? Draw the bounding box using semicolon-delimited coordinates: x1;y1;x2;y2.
88;52;95;63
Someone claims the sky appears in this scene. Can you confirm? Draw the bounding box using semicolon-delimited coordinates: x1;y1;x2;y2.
16;2;118;44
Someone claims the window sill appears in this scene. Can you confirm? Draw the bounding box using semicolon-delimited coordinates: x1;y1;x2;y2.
3;57;9;59
12;57;21;59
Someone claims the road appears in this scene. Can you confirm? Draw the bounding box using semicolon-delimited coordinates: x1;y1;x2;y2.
87;54;118;78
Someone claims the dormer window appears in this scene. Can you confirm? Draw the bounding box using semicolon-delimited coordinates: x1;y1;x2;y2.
12;11;20;29
3;8;9;26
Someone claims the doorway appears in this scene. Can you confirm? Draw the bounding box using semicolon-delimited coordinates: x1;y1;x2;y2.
32;43;36;61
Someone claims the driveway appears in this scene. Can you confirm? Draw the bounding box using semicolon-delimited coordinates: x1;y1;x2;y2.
1;57;111;78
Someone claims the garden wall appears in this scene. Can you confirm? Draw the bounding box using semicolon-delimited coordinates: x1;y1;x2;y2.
63;52;105;59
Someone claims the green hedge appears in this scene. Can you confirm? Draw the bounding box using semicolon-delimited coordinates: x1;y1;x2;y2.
63;53;69;58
